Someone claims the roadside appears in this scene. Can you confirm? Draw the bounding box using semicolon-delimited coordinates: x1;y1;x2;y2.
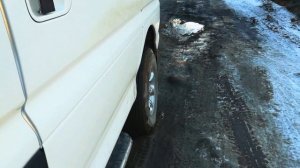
127;0;300;167
272;0;300;17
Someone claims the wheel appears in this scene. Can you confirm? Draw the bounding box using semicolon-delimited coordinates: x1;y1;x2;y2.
125;48;158;137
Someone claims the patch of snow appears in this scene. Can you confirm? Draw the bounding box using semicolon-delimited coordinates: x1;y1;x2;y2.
224;0;300;166
161;18;206;42
171;18;205;35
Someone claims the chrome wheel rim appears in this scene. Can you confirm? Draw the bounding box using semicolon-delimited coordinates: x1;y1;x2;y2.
148;71;156;116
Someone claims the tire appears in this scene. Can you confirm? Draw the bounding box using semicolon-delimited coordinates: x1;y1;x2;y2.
125;48;158;137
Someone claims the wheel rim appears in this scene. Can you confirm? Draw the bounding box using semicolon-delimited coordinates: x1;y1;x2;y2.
148;71;156;116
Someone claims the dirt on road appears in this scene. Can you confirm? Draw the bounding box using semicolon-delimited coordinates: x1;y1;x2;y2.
126;0;300;167
272;0;300;17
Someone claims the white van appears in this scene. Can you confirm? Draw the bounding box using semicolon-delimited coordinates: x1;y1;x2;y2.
0;0;159;167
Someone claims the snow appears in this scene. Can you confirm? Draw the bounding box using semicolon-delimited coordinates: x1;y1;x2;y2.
161;18;206;42
170;18;205;35
224;0;300;165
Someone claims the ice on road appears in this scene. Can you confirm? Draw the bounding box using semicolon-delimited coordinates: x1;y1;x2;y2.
224;0;300;165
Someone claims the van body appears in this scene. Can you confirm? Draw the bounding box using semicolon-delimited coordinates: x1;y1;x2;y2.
0;0;159;167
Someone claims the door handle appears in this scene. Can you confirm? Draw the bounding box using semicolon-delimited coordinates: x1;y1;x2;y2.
26;0;71;22
39;0;55;14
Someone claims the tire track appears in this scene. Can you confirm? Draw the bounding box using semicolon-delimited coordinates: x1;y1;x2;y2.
218;75;268;168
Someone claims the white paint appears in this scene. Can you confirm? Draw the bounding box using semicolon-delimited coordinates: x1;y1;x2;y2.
40;10;153;165
1;0;159;167
88;80;136;168
0;11;39;167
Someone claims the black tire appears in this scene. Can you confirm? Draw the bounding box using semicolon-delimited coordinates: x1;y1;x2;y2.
125;48;158;137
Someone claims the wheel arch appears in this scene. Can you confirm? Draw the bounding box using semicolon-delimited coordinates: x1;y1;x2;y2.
144;25;158;59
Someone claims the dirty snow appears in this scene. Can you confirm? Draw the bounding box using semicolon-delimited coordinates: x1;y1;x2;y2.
224;0;300;165
162;18;205;40
170;19;205;35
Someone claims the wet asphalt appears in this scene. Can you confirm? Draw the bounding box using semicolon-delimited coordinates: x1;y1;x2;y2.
126;0;300;167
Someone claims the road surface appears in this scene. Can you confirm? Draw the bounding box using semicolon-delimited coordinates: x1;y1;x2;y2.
127;0;300;167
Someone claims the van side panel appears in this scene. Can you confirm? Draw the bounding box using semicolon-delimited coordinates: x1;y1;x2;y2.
88;1;160;166
2;0;159;166
2;0;145;143
42;15;144;167
0;12;39;167
2;0;146;98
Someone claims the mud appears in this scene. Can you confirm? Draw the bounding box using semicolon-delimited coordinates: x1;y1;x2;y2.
126;0;300;167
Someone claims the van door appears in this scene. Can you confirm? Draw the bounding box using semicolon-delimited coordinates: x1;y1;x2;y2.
0;12;39;167
2;0;146;167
